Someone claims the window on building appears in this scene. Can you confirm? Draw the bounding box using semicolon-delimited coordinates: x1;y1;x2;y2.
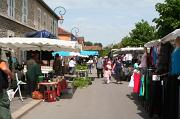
22;0;28;23
7;0;15;18
53;20;57;35
37;8;41;29
50;18;53;33
43;13;47;30
0;0;2;12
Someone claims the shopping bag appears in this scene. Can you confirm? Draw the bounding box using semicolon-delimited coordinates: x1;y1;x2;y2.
128;75;134;87
7;89;15;101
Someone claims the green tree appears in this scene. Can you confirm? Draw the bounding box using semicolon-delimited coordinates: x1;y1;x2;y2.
153;0;180;38
94;43;103;47
99;47;110;57
120;20;156;47
84;41;93;46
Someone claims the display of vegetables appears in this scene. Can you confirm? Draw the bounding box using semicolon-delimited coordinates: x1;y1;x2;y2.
72;77;92;88
75;64;88;71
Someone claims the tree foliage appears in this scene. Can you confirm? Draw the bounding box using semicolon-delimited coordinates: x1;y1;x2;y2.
118;20;157;47
94;43;103;47
153;0;180;38
99;47;110;57
84;41;93;46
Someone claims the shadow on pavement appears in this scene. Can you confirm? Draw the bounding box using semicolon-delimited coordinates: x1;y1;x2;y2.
126;93;158;119
60;87;77;99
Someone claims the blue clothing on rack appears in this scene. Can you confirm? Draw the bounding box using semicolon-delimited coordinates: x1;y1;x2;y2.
171;47;180;75
152;47;157;66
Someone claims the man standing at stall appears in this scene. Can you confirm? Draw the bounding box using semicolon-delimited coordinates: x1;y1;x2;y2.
96;57;104;78
26;54;42;96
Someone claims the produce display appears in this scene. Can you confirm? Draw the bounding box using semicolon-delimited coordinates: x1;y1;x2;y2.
75;64;88;71
73;77;92;88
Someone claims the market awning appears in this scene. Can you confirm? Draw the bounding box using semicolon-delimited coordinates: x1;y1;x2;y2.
80;50;99;56
0;37;79;51
52;51;71;57
161;29;180;42
144;39;161;48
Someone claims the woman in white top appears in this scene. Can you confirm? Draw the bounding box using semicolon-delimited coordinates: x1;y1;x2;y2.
68;58;76;75
87;58;94;74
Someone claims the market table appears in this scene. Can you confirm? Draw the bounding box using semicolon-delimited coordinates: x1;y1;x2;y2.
38;80;67;102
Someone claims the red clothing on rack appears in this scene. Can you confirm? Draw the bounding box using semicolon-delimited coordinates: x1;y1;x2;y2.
133;72;141;93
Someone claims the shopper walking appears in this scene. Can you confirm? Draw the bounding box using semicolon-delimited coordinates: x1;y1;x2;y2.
113;57;123;84
87;58;94;74
96;57;104;78
0;49;13;119
104;58;112;84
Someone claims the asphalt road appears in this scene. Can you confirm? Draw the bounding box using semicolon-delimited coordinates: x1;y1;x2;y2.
21;75;152;119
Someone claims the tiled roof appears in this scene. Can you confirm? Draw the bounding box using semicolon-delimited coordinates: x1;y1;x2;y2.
77;37;85;44
82;46;102;51
58;27;72;35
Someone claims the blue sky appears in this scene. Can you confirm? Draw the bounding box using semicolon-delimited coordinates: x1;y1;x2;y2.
44;0;164;46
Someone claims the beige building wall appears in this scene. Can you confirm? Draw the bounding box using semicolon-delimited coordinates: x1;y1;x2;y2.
0;0;58;37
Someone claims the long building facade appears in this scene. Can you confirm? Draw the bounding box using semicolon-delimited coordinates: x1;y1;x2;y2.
0;0;59;37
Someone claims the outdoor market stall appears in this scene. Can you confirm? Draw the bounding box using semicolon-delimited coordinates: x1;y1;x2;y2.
0;37;80;102
129;29;180;119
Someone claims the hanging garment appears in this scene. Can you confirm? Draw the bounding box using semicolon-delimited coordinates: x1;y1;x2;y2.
139;75;145;96
156;42;174;74
170;47;180;75
145;70;152;102
166;75;179;119
152;47;158;67
149;80;162;118
133;71;141;94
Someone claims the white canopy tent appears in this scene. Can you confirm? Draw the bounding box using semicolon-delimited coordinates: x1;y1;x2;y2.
144;39;161;48
0;37;80;62
161;29;180;43
144;29;180;48
0;37;79;51
120;47;144;51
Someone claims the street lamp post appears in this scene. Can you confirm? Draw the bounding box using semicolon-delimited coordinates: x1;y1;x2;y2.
54;6;66;24
71;27;79;36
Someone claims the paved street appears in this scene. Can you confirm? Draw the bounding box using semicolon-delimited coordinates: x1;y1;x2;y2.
21;73;152;119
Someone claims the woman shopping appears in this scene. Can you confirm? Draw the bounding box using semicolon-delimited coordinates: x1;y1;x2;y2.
104;58;112;84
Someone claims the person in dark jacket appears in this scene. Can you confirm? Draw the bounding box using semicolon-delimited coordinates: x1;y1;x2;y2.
26;54;42;96
113;57;123;84
53;54;63;76
96;57;104;78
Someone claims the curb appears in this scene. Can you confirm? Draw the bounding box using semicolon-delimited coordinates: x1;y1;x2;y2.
12;99;42;119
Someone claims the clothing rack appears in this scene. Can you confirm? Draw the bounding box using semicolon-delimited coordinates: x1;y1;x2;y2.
157;73;169;77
